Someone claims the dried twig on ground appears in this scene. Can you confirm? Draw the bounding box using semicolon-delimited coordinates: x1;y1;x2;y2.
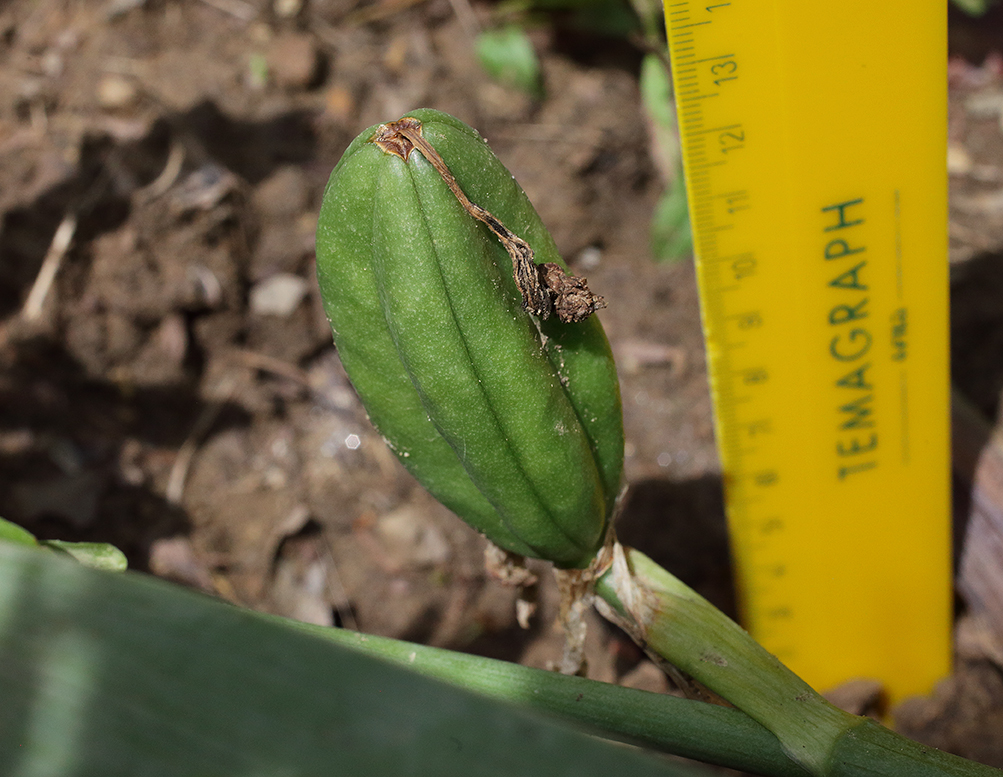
21;213;77;322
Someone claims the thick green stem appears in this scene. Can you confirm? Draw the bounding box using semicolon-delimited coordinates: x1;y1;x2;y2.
594;547;1001;777
275;615;810;777
827;719;1000;777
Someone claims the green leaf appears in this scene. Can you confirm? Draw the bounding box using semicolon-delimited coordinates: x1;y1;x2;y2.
40;540;128;572
651;178;692;262
294;621;813;777
0;542;702;777
640;54;677;175
0;517;37;547
248;51;269;89
626;0;663;46
950;0;996;16
476;26;543;97
639;54;692;262
1;519;127;571
0;518;127;571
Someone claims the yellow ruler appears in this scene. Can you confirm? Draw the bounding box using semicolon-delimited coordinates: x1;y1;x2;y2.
664;1;951;702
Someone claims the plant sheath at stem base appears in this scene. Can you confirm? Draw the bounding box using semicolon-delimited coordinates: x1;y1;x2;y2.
593;546;1001;777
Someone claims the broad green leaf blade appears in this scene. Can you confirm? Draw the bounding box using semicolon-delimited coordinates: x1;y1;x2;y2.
0;543;700;777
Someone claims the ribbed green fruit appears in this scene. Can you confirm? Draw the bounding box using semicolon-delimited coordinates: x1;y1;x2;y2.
315;109;623;569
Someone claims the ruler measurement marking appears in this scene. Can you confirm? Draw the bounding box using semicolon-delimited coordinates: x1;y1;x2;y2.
704;251;755;262
689;35;767;647
690;160;727;170
689;123;741;135
673;7;763;579
693;53;735;63
689;155;713;166
894;188;904;300
714;190;748;200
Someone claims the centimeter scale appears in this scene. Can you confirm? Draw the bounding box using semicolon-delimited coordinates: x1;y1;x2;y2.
664;1;951;702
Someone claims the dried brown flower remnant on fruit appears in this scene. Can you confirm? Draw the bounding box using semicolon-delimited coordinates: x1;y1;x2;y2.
370;117;606;323
539;262;607;323
371;117;422;161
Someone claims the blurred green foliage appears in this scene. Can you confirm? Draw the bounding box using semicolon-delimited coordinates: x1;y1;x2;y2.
476;26;544;97
640;54;692;262
475;0;693;262
0;516;127;572
950;0;997;15
0;541;702;777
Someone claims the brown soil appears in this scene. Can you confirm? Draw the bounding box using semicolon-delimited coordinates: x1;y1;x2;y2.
1;0;1002;769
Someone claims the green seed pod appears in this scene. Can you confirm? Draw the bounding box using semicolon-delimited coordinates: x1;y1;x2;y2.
315;109;623;569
